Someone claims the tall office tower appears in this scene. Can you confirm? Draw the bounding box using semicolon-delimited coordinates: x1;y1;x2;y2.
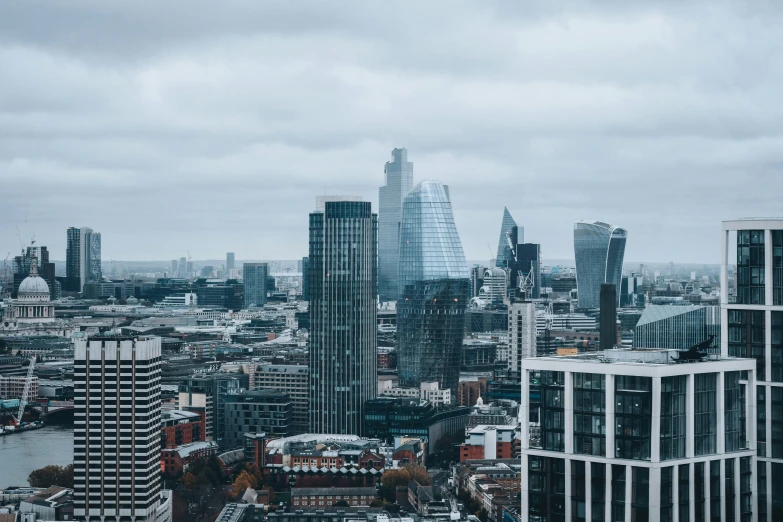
573;221;627;309
243;262;269;308
495;206;522;268
170;260;177;277
470;266;486;299
508;301;536;371
378;148;414;303
398;181;469;397
721;219;783;520
177;257;186;277
517;243;541;298
599;283;617;350
308;196;377;435
66;227;102;292
74;336;171;522
521;350;756;521
226;252;235;271
301;256;309;300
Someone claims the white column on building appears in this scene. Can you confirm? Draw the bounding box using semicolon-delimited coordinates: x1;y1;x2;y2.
689;462;696;522
585;461;592;522
606;374;615;460
672;465;679;522
719;459;727;522
520;453;529;515
651;376;661;463
564;459;572;520
521;369;529;450
686;374;695;459
624;464;632;522
649;466;661;521
716;372;725;454
564;371;574;454
721;228;729;356
765;229;773;306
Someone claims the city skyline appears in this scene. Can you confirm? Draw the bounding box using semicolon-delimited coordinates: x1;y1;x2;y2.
3;3;783;264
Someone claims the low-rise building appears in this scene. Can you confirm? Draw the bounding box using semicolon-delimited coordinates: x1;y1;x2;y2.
161;409;204;448
459;425;519;462
18;487;74;521
161;441;218;476
291;487;377;508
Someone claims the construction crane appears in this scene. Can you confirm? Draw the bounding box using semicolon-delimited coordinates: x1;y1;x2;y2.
14;355;36;426
2;252;9;296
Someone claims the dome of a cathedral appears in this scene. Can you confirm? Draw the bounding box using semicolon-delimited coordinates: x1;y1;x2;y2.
18;274;50;295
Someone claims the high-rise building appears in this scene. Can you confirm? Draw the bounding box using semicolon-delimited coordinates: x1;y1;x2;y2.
721;219;783;519
599;283;617;350
508;301;536;371
177;257;186;277
573;221;627;309
308;196;377;435
178;373;248;446
495;206;521;268
74;335;172;522
378;148;414;303
516;243;541;299
170;260;177;277
397;181;469;398
226;252;235;271
243;262;269;309
66;227;101;292
301;256;309;300
521;349;756;521
633;305;721;350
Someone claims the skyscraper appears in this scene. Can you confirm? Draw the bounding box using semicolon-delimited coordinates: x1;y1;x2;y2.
378;148;414;303
243;262;269;308
170;260;177;277
226;252;235;271
308;196;377;435
573;221;627;309
66;227;101;292
74;335;171;522
398;181;469;397
495;206;521;268
301;256;309;301
508;301;536;371
721;219;783;518
516;242;541;299
178;257;186;277
599;283;617;350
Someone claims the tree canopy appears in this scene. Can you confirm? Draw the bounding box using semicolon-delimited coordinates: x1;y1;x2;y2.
28;464;74;489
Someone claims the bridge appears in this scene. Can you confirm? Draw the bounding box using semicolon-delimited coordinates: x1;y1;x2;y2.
36;400;74;417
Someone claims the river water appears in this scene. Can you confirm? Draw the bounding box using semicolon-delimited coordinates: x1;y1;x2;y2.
0;425;73;488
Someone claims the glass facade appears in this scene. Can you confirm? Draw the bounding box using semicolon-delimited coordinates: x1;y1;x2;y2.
539;371;565;452
573;221;627;309
773;311;783;382
591;463;606;522
243;262;269;308
614;376;651;460
495;206;519;268
308;200;377;435
634;305;720;351
736;229;765;305
725;371;743;452
694;373;718;456
772;387;783;459
573;373;606;456
397;181;469;396
774;230;783;306
695;461;706;522
728;309;766;380
378;148;413;302
660;375;687;460
529;456;566;522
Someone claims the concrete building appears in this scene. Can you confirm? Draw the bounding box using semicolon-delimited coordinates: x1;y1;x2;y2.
226;252;235;271
378;148;414;303
223;390;292;450
308;196;377;435
721;219;783;521
290;487;377;508
521;349;756;522
74;336;172;522
255;364;308;434
459;425;519;461
508;301;536;371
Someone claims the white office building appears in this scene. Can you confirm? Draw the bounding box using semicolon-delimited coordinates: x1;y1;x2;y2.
509;301;536;371
74;336;171;522
521;348;756;522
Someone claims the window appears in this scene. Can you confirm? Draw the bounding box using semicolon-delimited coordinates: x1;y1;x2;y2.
694;374;717;456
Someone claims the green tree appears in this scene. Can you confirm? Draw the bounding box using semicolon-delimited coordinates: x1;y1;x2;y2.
28;464;74;488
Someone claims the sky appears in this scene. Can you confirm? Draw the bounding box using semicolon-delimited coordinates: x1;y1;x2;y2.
1;1;782;264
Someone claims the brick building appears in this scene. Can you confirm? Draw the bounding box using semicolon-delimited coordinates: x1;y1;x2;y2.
161;409;204;448
161;441;218;476
459;425;519;462
457;378;487;407
0;375;38;400
290;487;377;508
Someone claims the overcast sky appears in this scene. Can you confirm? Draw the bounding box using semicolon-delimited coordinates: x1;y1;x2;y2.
1;1;781;264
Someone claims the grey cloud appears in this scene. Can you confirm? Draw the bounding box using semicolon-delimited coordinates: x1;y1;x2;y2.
1;1;782;263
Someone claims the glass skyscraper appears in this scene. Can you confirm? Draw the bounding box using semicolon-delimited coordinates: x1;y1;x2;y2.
573;221;627;309
496;206;521;268
308;197;377;435
378;148;414;303
398;181;469;398
66;226;101;292
243;262;269;308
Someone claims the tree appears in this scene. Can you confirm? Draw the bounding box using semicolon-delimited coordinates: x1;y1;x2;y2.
28;464;74;488
231;470;254;498
379;468;411;501
369;499;386;508
403;464;431;485
181;472;198;491
333;500;349;507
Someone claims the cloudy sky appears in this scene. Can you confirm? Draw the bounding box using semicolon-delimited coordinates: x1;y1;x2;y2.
1;1;781;264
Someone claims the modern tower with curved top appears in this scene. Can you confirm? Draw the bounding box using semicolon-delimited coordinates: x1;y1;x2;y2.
573;221;627;309
397;181;469;399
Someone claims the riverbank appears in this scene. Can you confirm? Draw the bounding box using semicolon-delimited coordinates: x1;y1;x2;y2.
0;425;73;488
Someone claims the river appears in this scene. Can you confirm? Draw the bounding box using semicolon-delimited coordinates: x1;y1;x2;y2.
0;425;73;488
